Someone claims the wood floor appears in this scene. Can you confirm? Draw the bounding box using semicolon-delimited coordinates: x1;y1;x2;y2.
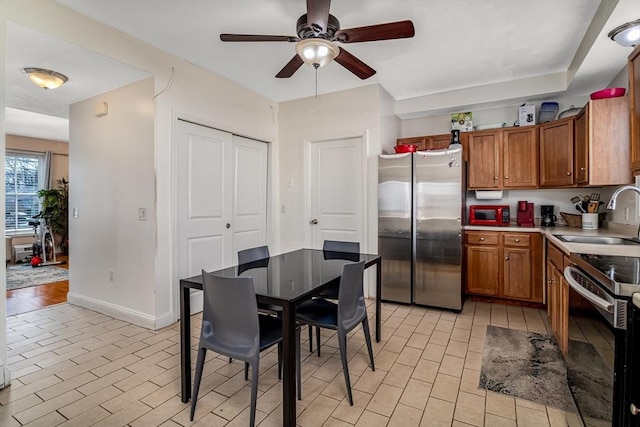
6;255;69;317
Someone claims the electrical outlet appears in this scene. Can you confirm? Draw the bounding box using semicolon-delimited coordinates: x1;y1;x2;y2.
73;207;79;219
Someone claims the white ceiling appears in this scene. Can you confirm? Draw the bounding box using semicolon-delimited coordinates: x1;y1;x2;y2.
5;0;640;141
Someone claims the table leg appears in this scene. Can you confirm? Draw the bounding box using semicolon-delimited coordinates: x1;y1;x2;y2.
376;259;382;342
180;282;191;403
281;303;296;426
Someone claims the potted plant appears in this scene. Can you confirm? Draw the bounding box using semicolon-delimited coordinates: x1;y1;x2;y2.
37;177;69;254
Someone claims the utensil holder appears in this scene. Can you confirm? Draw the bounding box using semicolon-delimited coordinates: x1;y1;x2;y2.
581;213;599;229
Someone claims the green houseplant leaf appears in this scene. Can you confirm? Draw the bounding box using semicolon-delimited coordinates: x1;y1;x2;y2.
37;178;69;254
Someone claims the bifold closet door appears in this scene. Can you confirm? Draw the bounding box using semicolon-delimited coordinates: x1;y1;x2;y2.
177;121;268;314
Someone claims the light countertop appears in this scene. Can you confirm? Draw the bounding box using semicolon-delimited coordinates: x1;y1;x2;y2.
464;224;640;257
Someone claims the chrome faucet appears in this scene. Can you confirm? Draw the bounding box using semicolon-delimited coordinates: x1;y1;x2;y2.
606;185;640;240
606;185;640;209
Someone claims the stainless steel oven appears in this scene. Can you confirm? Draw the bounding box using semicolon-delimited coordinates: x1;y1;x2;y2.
564;253;639;427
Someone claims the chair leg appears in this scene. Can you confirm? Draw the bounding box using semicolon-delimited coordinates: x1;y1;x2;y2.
245;362;249;381
249;359;260;427
277;341;283;380
190;347;207;421
362;318;375;371
296;326;302;400
308;325;313;352
315;326;321;357
337;331;353;406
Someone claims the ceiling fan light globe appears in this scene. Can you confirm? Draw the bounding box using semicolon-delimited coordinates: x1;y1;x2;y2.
295;39;338;68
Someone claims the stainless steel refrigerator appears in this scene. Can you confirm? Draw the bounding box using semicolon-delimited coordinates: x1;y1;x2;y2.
378;147;463;310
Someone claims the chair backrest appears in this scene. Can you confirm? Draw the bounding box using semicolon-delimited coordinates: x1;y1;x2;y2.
337;260;366;330
238;246;270;265
201;271;260;357
323;240;360;253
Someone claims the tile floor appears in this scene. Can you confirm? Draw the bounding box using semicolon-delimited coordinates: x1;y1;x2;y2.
1;299;582;426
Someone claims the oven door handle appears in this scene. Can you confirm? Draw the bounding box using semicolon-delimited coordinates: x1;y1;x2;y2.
563;266;614;313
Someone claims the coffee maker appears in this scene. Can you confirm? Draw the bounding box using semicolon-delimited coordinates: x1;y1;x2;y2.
517;201;534;227
541;205;557;227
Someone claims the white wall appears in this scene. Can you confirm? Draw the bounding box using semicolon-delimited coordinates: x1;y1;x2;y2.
402;94;590;137
278;85;382;254
67;78;157;323
0;9;7;389
0;0;278;335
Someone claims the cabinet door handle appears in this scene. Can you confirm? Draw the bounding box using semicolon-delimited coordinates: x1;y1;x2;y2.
226;223;231;229
580;167;585;171
505;256;509;260
631;403;639;416
515;239;520;242
566;172;572;176
493;176;498;180
480;237;485;241
504;176;509;179
310;219;318;225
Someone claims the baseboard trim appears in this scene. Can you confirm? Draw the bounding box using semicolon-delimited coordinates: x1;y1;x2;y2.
67;293;160;330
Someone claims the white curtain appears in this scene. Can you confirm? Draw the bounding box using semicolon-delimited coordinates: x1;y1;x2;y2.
43;151;53;190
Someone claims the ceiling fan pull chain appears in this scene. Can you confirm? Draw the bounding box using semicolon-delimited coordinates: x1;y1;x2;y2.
314;63;319;98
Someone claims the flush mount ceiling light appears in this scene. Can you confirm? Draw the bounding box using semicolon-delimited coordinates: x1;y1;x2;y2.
608;19;640;47
22;67;68;90
295;38;339;69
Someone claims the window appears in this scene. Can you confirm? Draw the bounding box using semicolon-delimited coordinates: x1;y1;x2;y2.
5;151;44;233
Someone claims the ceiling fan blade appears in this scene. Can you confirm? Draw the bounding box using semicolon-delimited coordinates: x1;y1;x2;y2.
334;47;376;80
276;55;305;78
335;20;415;43
220;34;299;42
306;0;332;33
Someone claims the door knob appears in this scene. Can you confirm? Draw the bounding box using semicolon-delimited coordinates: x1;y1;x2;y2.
310;219;318;225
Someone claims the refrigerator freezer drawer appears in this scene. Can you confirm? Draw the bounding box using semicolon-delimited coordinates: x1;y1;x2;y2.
379;235;412;304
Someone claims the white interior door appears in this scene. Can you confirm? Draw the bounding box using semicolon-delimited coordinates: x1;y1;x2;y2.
309;137;364;249
177;120;232;284
231;135;268;257
177;121;269;315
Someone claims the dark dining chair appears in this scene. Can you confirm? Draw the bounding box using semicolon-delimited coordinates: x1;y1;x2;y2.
308;240;361;354
190;272;300;426
295;260;375;406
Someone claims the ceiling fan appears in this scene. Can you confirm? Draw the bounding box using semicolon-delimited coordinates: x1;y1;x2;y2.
220;0;415;80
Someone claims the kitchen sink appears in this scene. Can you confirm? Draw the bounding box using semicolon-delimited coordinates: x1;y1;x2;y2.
554;234;640;245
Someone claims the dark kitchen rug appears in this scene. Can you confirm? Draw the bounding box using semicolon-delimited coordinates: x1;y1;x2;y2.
6;264;69;291
565;340;612;422
479;325;577;413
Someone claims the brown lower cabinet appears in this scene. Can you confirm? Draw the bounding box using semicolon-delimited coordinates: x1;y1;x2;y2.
465;231;543;303
546;242;569;355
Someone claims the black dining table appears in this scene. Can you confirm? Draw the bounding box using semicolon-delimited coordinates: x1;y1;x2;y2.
179;248;382;426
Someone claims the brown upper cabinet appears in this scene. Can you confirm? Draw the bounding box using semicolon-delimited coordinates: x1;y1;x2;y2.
539;117;575;187
630;45;640;174
397;133;451;151
502;127;539;188
467;127;538;190
574;97;631;186
396;133;469;160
